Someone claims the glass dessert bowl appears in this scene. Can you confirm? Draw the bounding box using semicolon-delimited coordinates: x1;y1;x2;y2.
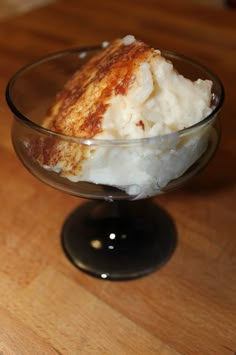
6;46;224;280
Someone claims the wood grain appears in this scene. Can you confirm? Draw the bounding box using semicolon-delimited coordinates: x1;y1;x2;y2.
0;0;55;21
0;0;235;354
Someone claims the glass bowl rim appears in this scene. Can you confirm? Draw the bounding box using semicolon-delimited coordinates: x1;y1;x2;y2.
5;46;225;146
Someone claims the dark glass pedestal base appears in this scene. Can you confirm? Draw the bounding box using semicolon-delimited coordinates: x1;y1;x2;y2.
61;200;177;281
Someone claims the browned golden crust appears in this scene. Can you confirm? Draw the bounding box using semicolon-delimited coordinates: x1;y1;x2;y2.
27;135;89;177
28;37;158;175
42;38;153;139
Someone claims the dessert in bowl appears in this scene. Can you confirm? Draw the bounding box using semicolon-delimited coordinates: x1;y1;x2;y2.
6;35;224;279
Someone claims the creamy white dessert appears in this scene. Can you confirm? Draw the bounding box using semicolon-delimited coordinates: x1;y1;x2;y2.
28;35;213;199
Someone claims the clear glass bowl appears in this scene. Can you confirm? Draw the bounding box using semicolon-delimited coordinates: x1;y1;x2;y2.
6;47;224;280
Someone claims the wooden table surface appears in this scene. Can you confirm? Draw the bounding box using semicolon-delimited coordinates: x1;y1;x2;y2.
0;0;236;354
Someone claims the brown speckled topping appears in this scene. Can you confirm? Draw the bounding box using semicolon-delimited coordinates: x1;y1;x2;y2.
42;38;154;139
136;120;145;131
28;37;159;176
